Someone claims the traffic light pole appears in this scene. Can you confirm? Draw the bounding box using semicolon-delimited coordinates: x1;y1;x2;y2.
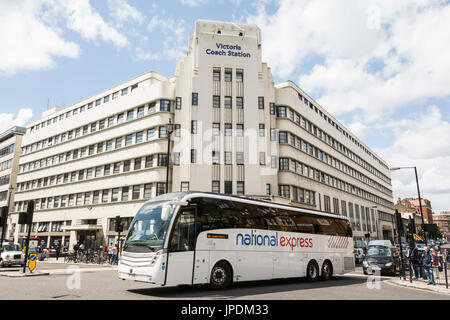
0;206;8;252
22;201;34;274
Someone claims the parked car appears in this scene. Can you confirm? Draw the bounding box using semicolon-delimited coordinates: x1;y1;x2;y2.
363;245;400;276
354;248;365;264
0;243;25;267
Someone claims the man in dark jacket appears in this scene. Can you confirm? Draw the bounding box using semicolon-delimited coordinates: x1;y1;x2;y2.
422;246;435;285
406;245;419;280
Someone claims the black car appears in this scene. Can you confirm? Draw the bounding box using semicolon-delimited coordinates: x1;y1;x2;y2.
362;246;400;276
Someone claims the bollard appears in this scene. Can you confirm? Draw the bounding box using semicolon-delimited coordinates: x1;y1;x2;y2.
445;262;448;289
409;262;412;283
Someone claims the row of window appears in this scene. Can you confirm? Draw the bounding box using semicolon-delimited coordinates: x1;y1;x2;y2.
19;220;71;233
211;181;245;195
278;130;392;197
0;159;12;172
279;185;316;206
0;191;7;201
296;92;388;170
278;157;393;209
212;68;244;82
29;83;139;133
20;125;168;174
22;99;171;156
14;182;166;212
277;105;391;184
0;144;14;159
17;154;166;192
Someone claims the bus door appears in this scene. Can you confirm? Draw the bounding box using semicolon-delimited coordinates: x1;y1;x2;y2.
165;207;198;285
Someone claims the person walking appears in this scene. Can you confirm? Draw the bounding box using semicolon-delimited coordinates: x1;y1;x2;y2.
406;245;418;280
422;246;435;285
112;244;118;265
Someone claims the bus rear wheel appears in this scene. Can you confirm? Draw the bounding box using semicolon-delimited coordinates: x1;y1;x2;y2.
306;261;319;282
321;261;333;281
209;262;232;290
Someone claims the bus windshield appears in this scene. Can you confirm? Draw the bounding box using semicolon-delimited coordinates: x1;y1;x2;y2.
124;201;175;252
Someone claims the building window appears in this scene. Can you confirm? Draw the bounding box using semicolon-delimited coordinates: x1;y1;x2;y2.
266;184;271;195
160;100;170;112
236;181;244;195
137;106;145;117
181;182;189;192
213;95;220;108
259;152;266;165
236;97;243;109
236;70;243;82
259;124;265;137
212;151;220;164
191;149;197;163
258;96;264;109
333;198;340;215
192;93;198;106
111;188;119;202
113;162;121;174
144;184;152;199
225;123;232;136
224;152;232;165
236;152;244;165
279;132;288;144
127;110;134;121
176;97;182;110
156;183;166;196
225;70;232;82
136;131;144;143
224;96;232;108
148;102;156;113
92;192;99;204
122;187;129;201
212;123;220;136
158;154;168;167
270;128;277;141
125;134;133;146
145;155;153;168
277;106;286;117
115;137;122;149
191;120;197;134
213;69;221;81
341;200;347;217
279;185;290;198
224;181;232;195
134;158;142;170
123;160;131;172
104;164;111;176
324;196;331;213
147;128;155;140
236;124;243;136
132;185;140;200
279;158;289;170
174;125;180;137
173;152;180;166
270;103;275;115
212;181;220;193
159;126;168;138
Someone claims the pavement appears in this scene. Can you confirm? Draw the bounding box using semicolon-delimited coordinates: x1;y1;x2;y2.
388;277;450;295
0;257;117;277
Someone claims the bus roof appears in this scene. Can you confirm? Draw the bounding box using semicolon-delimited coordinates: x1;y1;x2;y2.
146;191;350;221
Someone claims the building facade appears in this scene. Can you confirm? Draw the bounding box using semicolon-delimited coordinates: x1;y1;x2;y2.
395;197;433;225
0;126;25;242
10;20;395;249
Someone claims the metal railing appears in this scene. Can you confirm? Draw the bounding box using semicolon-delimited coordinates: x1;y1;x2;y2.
401;260;448;289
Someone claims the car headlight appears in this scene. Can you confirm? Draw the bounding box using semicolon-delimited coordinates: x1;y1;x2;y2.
385;262;392;267
5;255;10;259
363;261;368;266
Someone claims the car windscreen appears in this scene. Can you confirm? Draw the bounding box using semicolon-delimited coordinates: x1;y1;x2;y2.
367;247;392;256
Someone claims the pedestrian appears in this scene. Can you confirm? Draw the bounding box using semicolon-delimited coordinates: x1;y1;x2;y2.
422;246;435;285
438;250;444;271
108;244;114;264
406;245;418;280
112;244;118;265
55;242;61;261
431;249;439;280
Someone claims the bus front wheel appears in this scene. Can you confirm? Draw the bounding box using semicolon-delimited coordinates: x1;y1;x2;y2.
209;261;232;290
306;261;319;282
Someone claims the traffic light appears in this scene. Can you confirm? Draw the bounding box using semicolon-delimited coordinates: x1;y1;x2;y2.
0;206;7;227
115;216;121;232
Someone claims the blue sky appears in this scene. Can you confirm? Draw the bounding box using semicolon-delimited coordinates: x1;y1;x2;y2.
1;0;449;212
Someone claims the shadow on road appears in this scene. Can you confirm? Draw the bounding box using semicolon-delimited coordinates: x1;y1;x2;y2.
127;275;370;299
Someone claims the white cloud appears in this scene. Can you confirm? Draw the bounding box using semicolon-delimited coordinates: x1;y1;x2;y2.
0;0;131;75
247;0;450;121
180;0;207;7
374;106;450;212
107;0;144;27
143;16;188;61
0;0;79;75
0;108;34;130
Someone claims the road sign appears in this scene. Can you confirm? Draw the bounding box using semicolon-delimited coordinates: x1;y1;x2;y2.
413;233;424;241
28;253;37;272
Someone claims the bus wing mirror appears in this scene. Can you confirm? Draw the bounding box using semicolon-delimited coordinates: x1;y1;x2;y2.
161;201;188;221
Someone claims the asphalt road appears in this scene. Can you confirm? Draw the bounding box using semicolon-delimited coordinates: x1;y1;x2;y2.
0;266;449;300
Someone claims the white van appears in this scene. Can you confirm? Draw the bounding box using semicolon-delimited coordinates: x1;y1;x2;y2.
368;240;393;247
0;243;25;267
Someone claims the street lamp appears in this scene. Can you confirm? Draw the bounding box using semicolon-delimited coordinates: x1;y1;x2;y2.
390;166;427;244
165;119;174;194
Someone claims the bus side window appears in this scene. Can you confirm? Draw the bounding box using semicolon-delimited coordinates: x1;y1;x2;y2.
169;210;195;252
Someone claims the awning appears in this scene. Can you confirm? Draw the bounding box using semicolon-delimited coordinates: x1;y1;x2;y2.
63;225;102;231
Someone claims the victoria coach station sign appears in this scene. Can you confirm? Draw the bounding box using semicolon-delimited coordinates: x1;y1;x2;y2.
205;43;251;58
